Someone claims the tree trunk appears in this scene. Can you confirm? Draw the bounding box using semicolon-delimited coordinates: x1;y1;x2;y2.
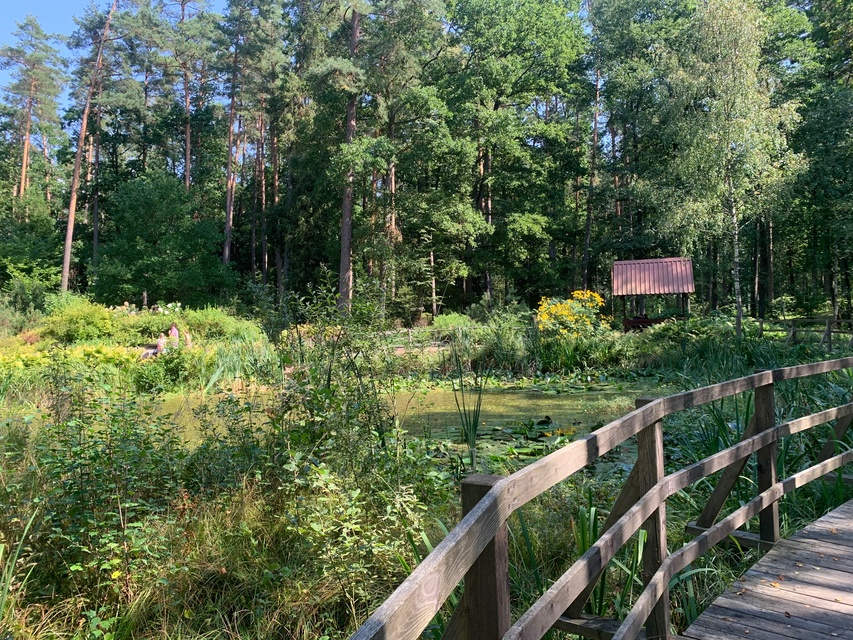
767;217;774;310
338;8;360;312
611;123;621;226
222;38;241;264
266;121;278;285
430;246;437;317
17;77;35;200
42;134;51;203
831;251;839;320
582;67;600;290
92;99;102;271
181;0;191;192
61;0;116;292
751;219;759;317
251;130;260;279
259;109;266;281
728;175;743;340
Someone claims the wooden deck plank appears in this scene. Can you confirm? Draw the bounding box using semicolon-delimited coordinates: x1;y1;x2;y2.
713;590;853;639
683;500;853;640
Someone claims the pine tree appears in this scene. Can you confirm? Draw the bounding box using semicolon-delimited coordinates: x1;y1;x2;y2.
0;16;65;206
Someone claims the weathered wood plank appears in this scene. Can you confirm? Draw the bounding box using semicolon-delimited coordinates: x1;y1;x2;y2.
759;537;853;570
817;413;853;463
691;605;804;640
567;398;659;619
552;615;646;640
635;412;670;639
609;450;853;640
713;588;853;639
730;572;853;617
684;524;764;550
754;382;780;544
684;498;853;640
772;356;853;380
460;475;509;640
693;414;758;530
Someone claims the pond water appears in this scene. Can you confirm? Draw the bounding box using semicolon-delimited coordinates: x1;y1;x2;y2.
394;381;660;439
4;379;663;454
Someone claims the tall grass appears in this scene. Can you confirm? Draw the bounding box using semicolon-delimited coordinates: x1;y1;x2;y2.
0;511;36;632
448;330;489;472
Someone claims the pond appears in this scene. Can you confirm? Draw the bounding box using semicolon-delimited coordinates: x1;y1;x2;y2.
395;384;656;438
3;378;665;462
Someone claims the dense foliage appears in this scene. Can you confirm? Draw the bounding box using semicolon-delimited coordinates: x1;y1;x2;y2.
1;297;852;638
0;0;849;322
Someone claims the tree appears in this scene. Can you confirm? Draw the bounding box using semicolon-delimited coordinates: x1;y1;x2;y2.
93;172;234;305
60;0;117;292
0;16;65;205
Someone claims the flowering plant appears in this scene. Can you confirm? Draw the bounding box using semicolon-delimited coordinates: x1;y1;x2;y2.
535;290;605;338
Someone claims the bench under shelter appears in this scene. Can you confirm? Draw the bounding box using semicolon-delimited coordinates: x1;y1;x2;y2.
612;257;695;330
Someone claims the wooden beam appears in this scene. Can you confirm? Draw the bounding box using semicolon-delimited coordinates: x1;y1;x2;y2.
461;475;509;640
754;382;780;545
635;401;671;639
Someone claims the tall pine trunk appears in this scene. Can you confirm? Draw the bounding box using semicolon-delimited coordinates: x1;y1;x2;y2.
17;77;35;200
181;0;191;192
728;174;743;340
42;134;51;202
61;0;116;292
582;67;600;290
338;8;360;311
92;98;102;271
222;36;241;264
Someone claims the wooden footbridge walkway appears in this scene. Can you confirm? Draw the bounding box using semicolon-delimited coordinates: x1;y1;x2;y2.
352;357;853;640
683;499;853;640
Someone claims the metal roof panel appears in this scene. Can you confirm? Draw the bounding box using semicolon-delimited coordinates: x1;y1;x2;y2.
612;258;695;296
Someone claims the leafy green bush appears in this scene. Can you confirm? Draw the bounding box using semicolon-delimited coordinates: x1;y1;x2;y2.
41;294;116;343
184;307;263;342
432;311;477;330
0;303;41;339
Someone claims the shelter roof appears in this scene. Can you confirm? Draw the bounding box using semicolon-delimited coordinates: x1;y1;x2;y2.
612;258;695;296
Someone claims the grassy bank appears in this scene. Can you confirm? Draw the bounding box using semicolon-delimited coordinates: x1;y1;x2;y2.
1;296;853;639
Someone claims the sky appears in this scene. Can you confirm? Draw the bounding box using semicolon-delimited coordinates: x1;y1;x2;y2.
0;0;109;98
1;0;92;67
0;0;225;102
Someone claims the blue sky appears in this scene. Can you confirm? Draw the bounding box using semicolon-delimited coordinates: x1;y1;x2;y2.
0;0;225;103
1;0;92;71
1;0;109;98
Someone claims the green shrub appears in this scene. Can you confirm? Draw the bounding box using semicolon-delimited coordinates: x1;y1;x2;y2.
184;307;263;341
41;294;116;343
432;312;477;330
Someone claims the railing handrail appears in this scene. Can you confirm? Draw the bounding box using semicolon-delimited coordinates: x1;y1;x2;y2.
351;356;853;640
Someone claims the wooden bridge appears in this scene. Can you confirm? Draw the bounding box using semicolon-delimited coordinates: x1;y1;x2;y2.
351;356;853;640
682;499;853;640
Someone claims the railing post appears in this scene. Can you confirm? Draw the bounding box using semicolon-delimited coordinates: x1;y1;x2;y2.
457;474;509;640
755;377;780;546
635;397;671;639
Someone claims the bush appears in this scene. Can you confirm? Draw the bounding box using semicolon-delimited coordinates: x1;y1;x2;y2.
41;294;115;343
183;307;262;342
535;291;605;338
432;311;477;330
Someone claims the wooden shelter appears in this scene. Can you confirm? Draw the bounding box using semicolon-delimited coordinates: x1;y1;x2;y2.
612;257;694;329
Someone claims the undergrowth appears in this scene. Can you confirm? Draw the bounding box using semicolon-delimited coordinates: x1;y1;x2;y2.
2;297;853;638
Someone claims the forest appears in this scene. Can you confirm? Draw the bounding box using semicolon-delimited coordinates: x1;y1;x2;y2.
2;0;853;638
0;0;850;320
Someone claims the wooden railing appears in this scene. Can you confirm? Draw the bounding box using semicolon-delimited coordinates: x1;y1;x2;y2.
351;357;853;640
763;317;853;350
